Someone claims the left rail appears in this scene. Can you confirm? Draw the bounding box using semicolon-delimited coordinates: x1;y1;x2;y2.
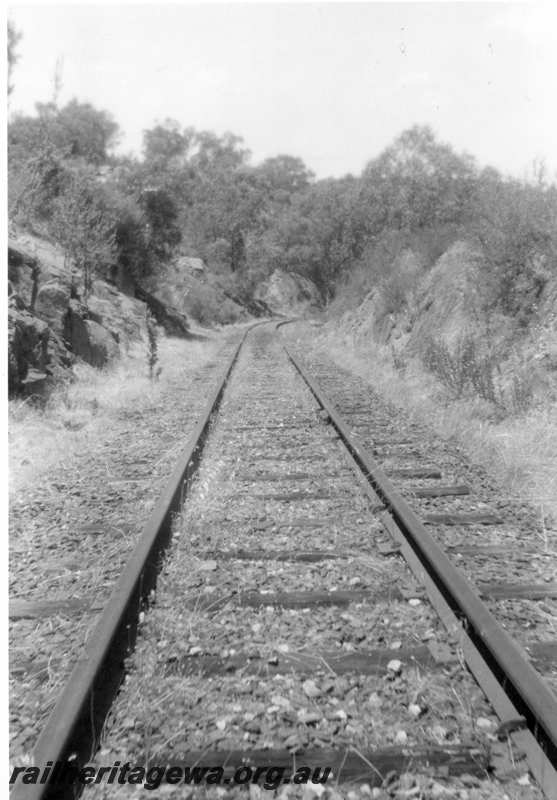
12;326;254;800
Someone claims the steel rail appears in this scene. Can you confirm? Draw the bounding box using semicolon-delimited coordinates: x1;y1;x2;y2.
284;346;557;771
13;324;258;800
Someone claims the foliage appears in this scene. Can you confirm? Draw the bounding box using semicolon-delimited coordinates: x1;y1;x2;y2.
53;100;119;163
255;155;314;202
9;100;118;167
8;20;22;96
48;165;117;301
141;188;182;261
360;125;477;235
472;168;557;321
421;335;501;403
8;91;557;332
8;99;119;225
102;186;150;282
146;311;160;380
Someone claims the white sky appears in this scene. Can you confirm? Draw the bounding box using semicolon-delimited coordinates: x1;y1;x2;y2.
6;2;557;179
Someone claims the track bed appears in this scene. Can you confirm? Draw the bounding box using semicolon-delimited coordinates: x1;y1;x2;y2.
11;324;557;800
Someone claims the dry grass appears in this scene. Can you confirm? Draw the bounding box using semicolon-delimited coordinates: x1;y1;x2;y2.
8;335;222;499
309;326;557;527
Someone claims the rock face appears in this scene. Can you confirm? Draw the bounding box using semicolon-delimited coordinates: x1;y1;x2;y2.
176;256;205;275
7;230;152;397
8;239;41;309
35;281;71;336
331;240;557;402
135;286;191;338
332;242;493;354
407;243;487;350
87;280;148;350
8;306;73;398
142;256;250;325
254;269;322;317
64;301;120;368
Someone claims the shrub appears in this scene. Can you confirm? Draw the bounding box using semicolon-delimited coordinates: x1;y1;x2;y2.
379;266;419;316
473;171;557;320
421;334;539;416
422;336;473;399
508;370;535;415
146;311;160;380
422;335;501;404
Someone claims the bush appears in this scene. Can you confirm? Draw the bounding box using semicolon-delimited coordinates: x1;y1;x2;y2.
473;171;557;321
379;266;420;316
421;334;539;416
422;335;501;404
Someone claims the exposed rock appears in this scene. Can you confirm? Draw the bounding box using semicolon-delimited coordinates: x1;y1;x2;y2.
135;286;191;338
8;240;41;309
254;269;322;316
35;281;71;336
8;310;48;394
7;231;148;390
82;320;119;367
176;256;205;274
8;281;26;311
407;242;488;350
88;280;148;349
221;289;271;318
8;307;73;398
143;257;249;325
332;242;492;355
9;231;68;281
64;300;119;368
328;240;557;404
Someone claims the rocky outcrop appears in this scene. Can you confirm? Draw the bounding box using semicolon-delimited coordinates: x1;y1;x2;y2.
406;243;488;351
8;240;41;309
135;286;191;338
254;269;322;316
176;256;205;275
221;289;271;318
35;281;71;336
64;301;120;368
88;280;148;349
7;230;152;396
142;256;249;326
8;306;73;398
332;243;492;355
330;240;557;404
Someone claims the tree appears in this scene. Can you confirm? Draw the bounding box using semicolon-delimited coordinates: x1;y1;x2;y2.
9;99;118;166
254;155;314;202
260;176;363;298
361;125;477;234
49;165;117;301
143;119;192;166
8;20;21;97
51;99;119;163
141;187;182;261
9;98;120;226
472;169;557;319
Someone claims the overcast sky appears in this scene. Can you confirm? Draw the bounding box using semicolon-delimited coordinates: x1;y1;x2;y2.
7;2;557;180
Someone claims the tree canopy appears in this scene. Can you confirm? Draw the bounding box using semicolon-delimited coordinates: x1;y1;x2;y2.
8;96;557;318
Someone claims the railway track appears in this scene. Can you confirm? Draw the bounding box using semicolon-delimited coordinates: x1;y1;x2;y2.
11;322;557;799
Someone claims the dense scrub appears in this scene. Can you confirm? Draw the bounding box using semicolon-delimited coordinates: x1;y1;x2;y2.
8;24;557;328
